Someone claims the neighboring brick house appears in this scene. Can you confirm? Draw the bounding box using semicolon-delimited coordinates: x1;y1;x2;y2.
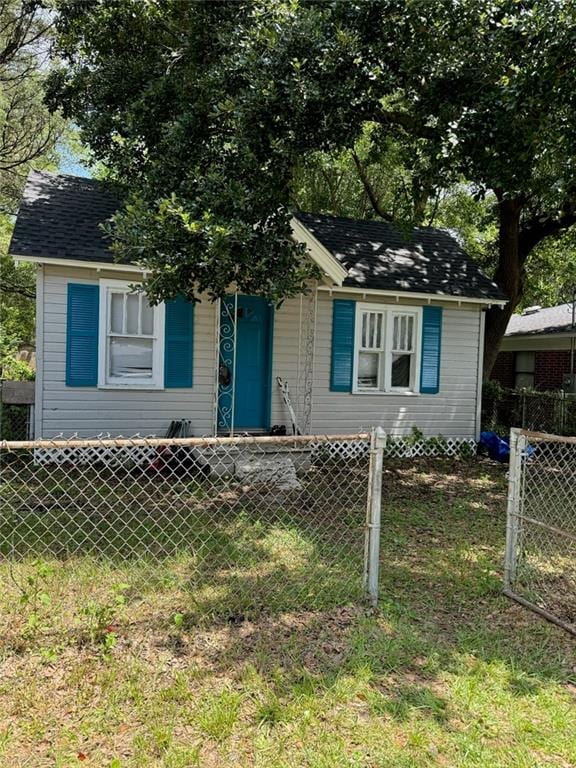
491;303;576;391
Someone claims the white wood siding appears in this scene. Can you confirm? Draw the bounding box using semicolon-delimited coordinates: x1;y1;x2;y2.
309;291;482;438
39;267;482;439
270;296;305;428
40;265;218;438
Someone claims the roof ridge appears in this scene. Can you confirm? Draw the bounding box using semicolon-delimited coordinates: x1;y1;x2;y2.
29;168;107;186
295;210;457;238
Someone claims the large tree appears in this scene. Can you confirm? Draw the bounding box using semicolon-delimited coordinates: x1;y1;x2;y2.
47;0;576;373
0;0;65;369
0;0;62;212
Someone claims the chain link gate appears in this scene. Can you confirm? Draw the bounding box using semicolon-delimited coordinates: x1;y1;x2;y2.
1;431;385;630
504;428;576;636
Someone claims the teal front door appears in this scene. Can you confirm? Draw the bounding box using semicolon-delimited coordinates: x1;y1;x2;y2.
218;295;273;432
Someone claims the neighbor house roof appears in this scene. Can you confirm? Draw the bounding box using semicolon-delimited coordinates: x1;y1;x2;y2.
294;212;505;301
10;170;505;302
505;303;575;337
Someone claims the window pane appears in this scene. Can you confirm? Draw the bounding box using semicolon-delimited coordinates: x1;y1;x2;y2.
362;311;384;350
109;337;153;379
110;293;124;334
141;299;154;335
391;353;411;388
515;372;535;389
515;351;535;373
126;294;140;334
358;352;379;389
393;314;415;352
375;313;382;348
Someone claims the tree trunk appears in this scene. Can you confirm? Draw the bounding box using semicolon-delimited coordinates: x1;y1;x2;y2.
483;197;523;379
411;178;431;225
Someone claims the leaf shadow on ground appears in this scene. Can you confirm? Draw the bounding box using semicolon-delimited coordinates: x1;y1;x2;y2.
128;459;574;707
2;458;575;767
6;457;572;694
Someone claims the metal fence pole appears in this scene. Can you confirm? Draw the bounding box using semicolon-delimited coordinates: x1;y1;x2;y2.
504;427;525;591
521;389;527;428
364;426;386;607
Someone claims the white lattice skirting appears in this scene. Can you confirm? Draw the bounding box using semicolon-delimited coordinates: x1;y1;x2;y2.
33;445;157;466
311;437;477;460
30;436;478;467
383;437;477;458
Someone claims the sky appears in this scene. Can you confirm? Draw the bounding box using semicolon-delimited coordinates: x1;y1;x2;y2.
57;142;92;178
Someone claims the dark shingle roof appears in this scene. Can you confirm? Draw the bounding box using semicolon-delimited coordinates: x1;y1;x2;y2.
295;212;505;301
9;170;121;263
506;303;575;336
10;172;505;302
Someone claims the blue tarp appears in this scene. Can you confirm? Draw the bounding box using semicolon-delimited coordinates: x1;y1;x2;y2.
479;431;535;462
479;431;511;462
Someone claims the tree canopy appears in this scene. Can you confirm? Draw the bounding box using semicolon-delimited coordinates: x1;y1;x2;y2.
0;0;67;371
47;0;576;371
1;0;62;213
293;137;576;312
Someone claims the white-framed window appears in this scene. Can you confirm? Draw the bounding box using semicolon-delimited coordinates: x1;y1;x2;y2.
353;304;421;393
356;308;385;390
98;279;165;389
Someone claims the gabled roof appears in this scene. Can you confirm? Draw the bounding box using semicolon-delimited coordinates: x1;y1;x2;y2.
294;212;505;302
506;303;575;337
10;171;505;303
9;170;120;263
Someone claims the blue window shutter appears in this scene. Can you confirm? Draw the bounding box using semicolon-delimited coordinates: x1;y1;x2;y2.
164;296;194;388
330;299;356;392
420;306;443;394
66;283;99;387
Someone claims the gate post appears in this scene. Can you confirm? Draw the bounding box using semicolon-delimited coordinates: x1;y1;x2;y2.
364;426;386;607
504;427;525;591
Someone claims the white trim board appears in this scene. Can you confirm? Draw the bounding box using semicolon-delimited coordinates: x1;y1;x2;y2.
14;251;507;308
12;254;145;274
34;265;44;439
318;284;507;307
500;333;575;351
475;310;486;439
290;217;348;286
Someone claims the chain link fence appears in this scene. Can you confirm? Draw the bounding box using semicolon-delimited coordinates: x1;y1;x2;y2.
0;403;33;441
483;388;576;436
0;380;35;441
1;432;380;631
504;428;576;636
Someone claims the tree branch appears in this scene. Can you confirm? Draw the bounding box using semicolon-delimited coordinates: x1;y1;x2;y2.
351;150;394;221
519;203;576;261
0;280;35;300
426;190;441;227
375;108;438;141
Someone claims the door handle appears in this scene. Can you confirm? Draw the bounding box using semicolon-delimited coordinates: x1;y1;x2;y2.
219;363;231;386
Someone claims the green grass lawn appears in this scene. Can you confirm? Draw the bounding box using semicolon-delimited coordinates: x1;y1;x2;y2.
1;458;575;767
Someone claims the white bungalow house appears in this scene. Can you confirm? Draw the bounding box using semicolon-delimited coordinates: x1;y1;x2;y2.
8;170;506;441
